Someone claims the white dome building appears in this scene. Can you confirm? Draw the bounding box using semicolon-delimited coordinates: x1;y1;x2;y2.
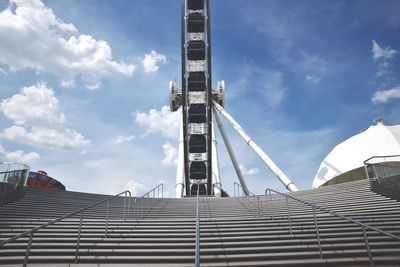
313;119;400;188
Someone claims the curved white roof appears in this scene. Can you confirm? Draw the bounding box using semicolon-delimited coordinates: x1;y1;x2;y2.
313;122;400;188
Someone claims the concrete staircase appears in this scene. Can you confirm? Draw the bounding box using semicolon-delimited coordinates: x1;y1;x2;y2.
370;174;400;201
0;182;25;207
0;179;399;266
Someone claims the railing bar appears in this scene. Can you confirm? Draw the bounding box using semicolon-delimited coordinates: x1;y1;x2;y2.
75;211;83;263
123;192;127;222
105;200;110;238
195;186;200;267
313;206;323;259
269;190;274;220
23;232;34;267
286;196;292;234
265;188;400;241
0;190;131;247
362;226;374;266
127;195;131;221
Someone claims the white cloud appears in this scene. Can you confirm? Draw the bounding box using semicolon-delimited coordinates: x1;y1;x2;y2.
134;106;181;139
0;143;40;163
372;40;397;60
1;125;91;148
142;50;167;73
114;134;135;144
239;165;259;176
372;85;400;103
0;82;91;149
305;74;322;84
126;180;146;196
0;67;7;75
0;0;135;89
0;82;65;125
161;142;178;166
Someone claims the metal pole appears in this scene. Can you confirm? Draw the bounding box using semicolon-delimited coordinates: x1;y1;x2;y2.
257;196;262;217
176;118;185;198
123;192;127;222
127;195;131;221
195;186;200;267
362;226;374;266
75;211;83;263
312;206;323;258
23;232;34;267
211;121;222;197
269;190;274;220
213;106;250;195
213;101;298;192
105;200;110;238
140;199;143;220
286;196;292;234
146;194;150;215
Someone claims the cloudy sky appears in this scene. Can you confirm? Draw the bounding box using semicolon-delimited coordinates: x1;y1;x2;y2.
0;0;399;196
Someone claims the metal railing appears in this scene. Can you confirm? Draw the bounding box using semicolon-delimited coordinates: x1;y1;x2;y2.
0;162;30;185
233;181;255;197
0;190;131;266
265;188;400;266
233;182;263;217
194;185;200;267
364;155;400;183
0;162;30;206
131;183;164;221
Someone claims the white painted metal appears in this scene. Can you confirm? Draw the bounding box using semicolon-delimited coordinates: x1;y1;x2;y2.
213;101;298;192
211;122;222;197
175;118;185;198
188;91;206;104
188;123;207;135
213;108;250;196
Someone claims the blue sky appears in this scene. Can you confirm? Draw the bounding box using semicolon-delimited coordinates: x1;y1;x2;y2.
0;0;399;196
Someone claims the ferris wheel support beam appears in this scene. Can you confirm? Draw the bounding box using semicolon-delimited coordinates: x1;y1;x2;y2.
213;101;298;192
213;107;250;196
211;122;222;197
176;116;185;198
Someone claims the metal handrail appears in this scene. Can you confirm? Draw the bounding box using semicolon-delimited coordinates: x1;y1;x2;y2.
363;155;400;182
0;190;131;266
363;155;400;164
233;181;255;197
194;185;200;267
132;183;164;221
234;182;264;217
265;188;400;266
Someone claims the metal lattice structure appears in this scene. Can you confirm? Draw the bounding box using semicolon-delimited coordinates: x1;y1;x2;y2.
171;0;215;196
170;0;297;197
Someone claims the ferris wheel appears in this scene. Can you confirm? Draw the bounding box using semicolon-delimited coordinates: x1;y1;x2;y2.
170;0;297;197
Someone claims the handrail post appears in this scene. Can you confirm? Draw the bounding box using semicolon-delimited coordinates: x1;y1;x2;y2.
105;200;110;238
127;194;131;221
312;206;323;259
286;196;292;234
23;232;34;267
123;192;127;222
269;190;274;220
362;226;374;266
75;211;83;263
195;186;200;267
141;198;144;220
146;194;149;216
